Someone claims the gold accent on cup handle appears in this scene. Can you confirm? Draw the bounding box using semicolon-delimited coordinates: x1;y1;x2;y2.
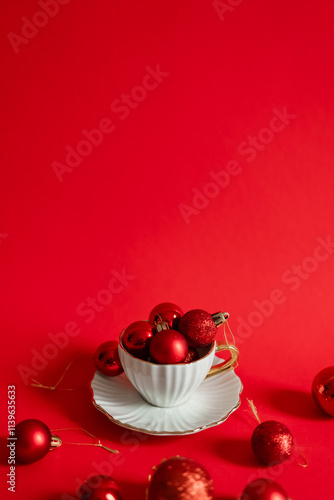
205;343;239;378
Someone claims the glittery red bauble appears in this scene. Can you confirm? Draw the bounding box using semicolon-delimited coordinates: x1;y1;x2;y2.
240;478;290;500
178;309;217;347
149;302;183;330
312;366;334;416
77;475;123;500
183;347;199;363
15;419;52;464
122;320;155;359
147;456;214;500
149;330;189;364
251;421;294;465
94;341;124;376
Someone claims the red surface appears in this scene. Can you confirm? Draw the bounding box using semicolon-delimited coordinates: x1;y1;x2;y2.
1;0;334;498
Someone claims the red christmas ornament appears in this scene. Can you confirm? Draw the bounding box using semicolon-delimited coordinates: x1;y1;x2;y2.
183;347;199;363
149;329;189;364
149;302;183;330
251;420;294;465
15;419;61;464
240;478;290;500
122;320;155;359
77;475;123;500
94;341;124;377
178;309;218;347
312;366;334;416
147;456;214;500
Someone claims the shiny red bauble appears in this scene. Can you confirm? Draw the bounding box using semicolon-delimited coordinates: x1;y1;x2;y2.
147;456;214;500
94;341;124;376
312;366;334;416
183;346;200;363
149;302;183;330
15;419;53;464
149;329;189;364
251;421;294;465
240;478;290;500
122;320;155;359
178;309;217;347
77;475;123;500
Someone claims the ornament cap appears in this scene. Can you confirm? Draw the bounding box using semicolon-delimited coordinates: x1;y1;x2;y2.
156;322;169;332
212;311;229;326
50;434;62;450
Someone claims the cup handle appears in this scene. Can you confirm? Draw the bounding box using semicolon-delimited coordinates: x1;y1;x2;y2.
205;343;239;378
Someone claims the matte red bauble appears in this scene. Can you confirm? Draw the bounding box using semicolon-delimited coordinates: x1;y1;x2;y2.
312;366;334;416
94;341;124;376
183;347;199;363
15;419;61;464
251;420;294;465
240;478;290;500
178;309;217;347
149;302;183;330
122;320;155;359
149;329;189;364
77;475;123;500
147;456;214;500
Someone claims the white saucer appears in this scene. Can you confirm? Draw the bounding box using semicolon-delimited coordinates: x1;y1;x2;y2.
90;355;243;436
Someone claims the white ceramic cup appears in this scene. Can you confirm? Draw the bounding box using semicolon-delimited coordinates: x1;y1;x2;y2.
118;331;239;407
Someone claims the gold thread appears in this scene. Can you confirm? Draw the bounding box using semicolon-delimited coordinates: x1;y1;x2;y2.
50;427;119;454
246;399;261;425
290;449;308;468
30;352;92;391
225;320;236;346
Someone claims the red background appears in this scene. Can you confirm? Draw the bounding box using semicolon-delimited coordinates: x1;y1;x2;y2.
1;0;334;498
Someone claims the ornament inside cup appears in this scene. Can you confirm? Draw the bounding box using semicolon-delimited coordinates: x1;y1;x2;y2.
149;326;189;364
178;309;218;347
183;346;199;363
149;302;183;330
122;320;155;359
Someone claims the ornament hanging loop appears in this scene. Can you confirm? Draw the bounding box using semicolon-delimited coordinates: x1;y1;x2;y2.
212;311;230;326
49;434;62;451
